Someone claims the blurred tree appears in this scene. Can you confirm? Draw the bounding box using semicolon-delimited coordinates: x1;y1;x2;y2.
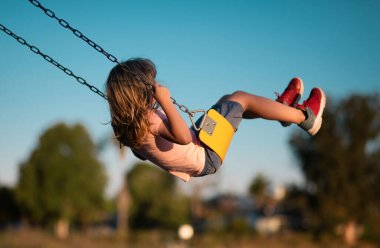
248;173;270;208
289;93;380;245
16;123;107;239
126;162;190;229
0;186;20;227
362;144;380;243
97;132;130;237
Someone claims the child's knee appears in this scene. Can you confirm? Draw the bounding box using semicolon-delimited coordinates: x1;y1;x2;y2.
226;91;251;108
218;91;249;105
231;90;247;97
216;94;232;104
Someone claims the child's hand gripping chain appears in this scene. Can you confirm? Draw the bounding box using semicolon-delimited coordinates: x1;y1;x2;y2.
153;82;193;145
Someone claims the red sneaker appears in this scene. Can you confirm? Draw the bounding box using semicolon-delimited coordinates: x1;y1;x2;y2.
276;77;304;126
297;88;326;136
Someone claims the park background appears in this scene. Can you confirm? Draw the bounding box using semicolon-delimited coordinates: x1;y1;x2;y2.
0;0;379;247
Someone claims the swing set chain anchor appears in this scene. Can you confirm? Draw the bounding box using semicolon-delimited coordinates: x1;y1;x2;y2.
170;97;206;131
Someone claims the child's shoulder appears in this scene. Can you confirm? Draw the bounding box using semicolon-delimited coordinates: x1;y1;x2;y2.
149;108;167;123
152;108;166;118
148;109;167;135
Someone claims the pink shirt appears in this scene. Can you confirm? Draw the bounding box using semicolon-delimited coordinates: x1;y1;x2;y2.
134;109;206;182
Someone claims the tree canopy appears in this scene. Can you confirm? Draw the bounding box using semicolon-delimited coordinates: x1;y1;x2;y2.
16;123;107;226
126;162;189;229
0;186;20;227
288;93;380;239
248;173;270;208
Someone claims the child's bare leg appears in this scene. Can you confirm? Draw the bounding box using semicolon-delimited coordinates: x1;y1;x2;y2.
222;91;305;124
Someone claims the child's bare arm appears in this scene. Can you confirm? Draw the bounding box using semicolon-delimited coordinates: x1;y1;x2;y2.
153;83;192;145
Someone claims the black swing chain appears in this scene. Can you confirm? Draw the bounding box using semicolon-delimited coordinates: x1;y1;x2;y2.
0;0;205;128
27;0;202;122
0;23;108;100
28;0;118;64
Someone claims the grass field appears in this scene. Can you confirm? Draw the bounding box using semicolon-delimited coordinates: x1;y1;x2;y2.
0;228;378;248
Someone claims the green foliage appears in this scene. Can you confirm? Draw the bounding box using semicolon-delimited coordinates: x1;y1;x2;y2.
16;123;107;226
227;217;253;235
289;93;380;236
126;162;190;229
0;186;20;226
248;173;270;199
248;173;271;209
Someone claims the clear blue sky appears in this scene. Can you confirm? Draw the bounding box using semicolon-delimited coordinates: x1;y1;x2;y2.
1;0;379;196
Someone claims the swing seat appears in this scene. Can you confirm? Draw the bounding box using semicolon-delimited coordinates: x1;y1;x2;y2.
199;109;234;161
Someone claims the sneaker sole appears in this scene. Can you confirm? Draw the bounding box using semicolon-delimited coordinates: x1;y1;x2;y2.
308;88;326;136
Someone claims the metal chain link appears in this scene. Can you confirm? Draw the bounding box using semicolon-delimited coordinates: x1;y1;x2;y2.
27;0;202;122
28;0;118;64
28;0;154;92
0;23;108;100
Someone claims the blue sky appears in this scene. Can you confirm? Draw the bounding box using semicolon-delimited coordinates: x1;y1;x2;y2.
1;0;379;196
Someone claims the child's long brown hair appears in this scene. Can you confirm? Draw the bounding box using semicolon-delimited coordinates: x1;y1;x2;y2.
106;58;157;149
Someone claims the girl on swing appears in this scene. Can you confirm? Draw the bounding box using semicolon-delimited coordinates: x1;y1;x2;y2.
106;58;326;182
